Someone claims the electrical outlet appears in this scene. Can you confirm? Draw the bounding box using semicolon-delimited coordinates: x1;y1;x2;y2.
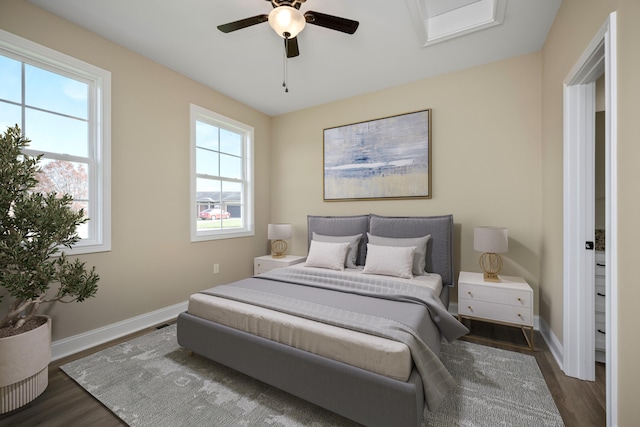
213;264;220;274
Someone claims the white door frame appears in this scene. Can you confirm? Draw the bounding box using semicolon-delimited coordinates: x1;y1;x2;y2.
562;12;617;426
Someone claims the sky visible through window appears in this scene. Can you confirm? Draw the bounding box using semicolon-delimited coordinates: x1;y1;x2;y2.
195;120;243;192
0;53;91;238
0;54;89;157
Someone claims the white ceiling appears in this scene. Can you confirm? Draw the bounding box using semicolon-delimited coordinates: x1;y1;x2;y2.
28;0;562;116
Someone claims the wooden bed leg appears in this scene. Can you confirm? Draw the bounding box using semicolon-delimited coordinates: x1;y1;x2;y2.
188;349;194;357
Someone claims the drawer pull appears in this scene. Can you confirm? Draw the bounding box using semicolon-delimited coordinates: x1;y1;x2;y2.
517;297;523;303
467;291;473;298
598;329;606;335
597;263;606;267
597;292;606;297
517;313;523;319
467;305;474;313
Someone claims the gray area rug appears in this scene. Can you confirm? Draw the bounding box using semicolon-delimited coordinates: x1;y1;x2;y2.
61;324;564;426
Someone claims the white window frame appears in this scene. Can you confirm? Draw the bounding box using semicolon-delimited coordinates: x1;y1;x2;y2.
190;104;254;242
0;29;111;254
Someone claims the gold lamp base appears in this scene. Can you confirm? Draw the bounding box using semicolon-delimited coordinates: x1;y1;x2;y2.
483;272;501;282
271;239;288;258
479;252;502;282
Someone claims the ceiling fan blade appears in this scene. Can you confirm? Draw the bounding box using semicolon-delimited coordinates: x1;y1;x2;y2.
286;37;300;58
304;11;359;34
217;15;269;33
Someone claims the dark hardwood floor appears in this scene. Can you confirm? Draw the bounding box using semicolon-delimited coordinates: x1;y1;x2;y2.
0;319;606;426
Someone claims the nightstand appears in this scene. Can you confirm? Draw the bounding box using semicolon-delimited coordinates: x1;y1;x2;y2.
254;255;306;275
457;271;534;350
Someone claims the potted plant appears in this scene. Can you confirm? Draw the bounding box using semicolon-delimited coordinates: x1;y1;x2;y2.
0;125;99;413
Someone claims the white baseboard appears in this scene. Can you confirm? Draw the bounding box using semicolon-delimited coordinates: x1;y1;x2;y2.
51;301;188;361
538;316;564;370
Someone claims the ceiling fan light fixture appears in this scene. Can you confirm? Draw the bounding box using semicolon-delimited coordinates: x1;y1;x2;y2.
268;6;306;38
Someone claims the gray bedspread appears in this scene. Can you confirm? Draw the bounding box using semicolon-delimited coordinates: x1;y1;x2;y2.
199;266;468;411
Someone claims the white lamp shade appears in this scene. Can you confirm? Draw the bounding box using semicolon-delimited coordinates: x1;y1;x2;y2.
268;6;306;38
268;223;292;240
473;226;508;253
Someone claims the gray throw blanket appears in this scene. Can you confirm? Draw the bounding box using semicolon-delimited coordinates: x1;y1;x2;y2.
200;266;468;411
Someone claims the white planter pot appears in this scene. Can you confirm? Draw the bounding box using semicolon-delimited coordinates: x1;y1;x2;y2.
0;316;51;414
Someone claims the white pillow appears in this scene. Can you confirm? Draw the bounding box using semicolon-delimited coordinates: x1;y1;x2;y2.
305;240;350;271
312;232;361;268
367;233;431;275
362;244;416;279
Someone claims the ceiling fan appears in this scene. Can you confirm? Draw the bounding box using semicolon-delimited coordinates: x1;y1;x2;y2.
217;0;360;58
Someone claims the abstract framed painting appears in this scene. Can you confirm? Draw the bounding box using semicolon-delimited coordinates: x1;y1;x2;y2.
323;109;432;201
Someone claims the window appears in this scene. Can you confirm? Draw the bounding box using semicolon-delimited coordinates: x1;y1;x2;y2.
190;104;254;242
0;30;111;254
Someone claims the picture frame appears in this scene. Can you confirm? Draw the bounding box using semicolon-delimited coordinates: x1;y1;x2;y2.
323;109;432;201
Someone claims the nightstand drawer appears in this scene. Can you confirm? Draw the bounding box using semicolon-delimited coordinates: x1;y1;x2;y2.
458;283;532;309
254;259;284;273
254;255;306;275
459;298;533;327
254;265;273;275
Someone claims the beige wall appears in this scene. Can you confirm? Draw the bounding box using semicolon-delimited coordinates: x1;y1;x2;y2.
0;1;272;341
271;53;543;307
541;0;640;422
616;1;640;420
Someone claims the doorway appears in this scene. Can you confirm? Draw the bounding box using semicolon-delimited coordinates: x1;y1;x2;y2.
562;12;617;426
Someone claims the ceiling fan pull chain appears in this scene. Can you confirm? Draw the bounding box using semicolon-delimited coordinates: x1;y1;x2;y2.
283;37;289;93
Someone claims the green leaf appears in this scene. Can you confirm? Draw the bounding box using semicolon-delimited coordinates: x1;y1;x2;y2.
0;125;100;328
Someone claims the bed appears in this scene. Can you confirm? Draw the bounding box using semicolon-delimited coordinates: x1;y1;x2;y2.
177;214;468;427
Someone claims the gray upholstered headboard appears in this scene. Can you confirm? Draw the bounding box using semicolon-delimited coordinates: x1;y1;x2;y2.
307;214;455;287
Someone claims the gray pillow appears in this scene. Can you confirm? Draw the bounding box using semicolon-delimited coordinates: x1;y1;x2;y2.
367;232;431;275
307;215;369;265
312;232;361;268
368;214;454;286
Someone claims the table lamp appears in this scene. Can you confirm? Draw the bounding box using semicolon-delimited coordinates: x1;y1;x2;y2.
474;226;508;282
268;223;292;258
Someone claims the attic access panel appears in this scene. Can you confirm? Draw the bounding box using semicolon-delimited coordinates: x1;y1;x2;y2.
407;0;507;47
